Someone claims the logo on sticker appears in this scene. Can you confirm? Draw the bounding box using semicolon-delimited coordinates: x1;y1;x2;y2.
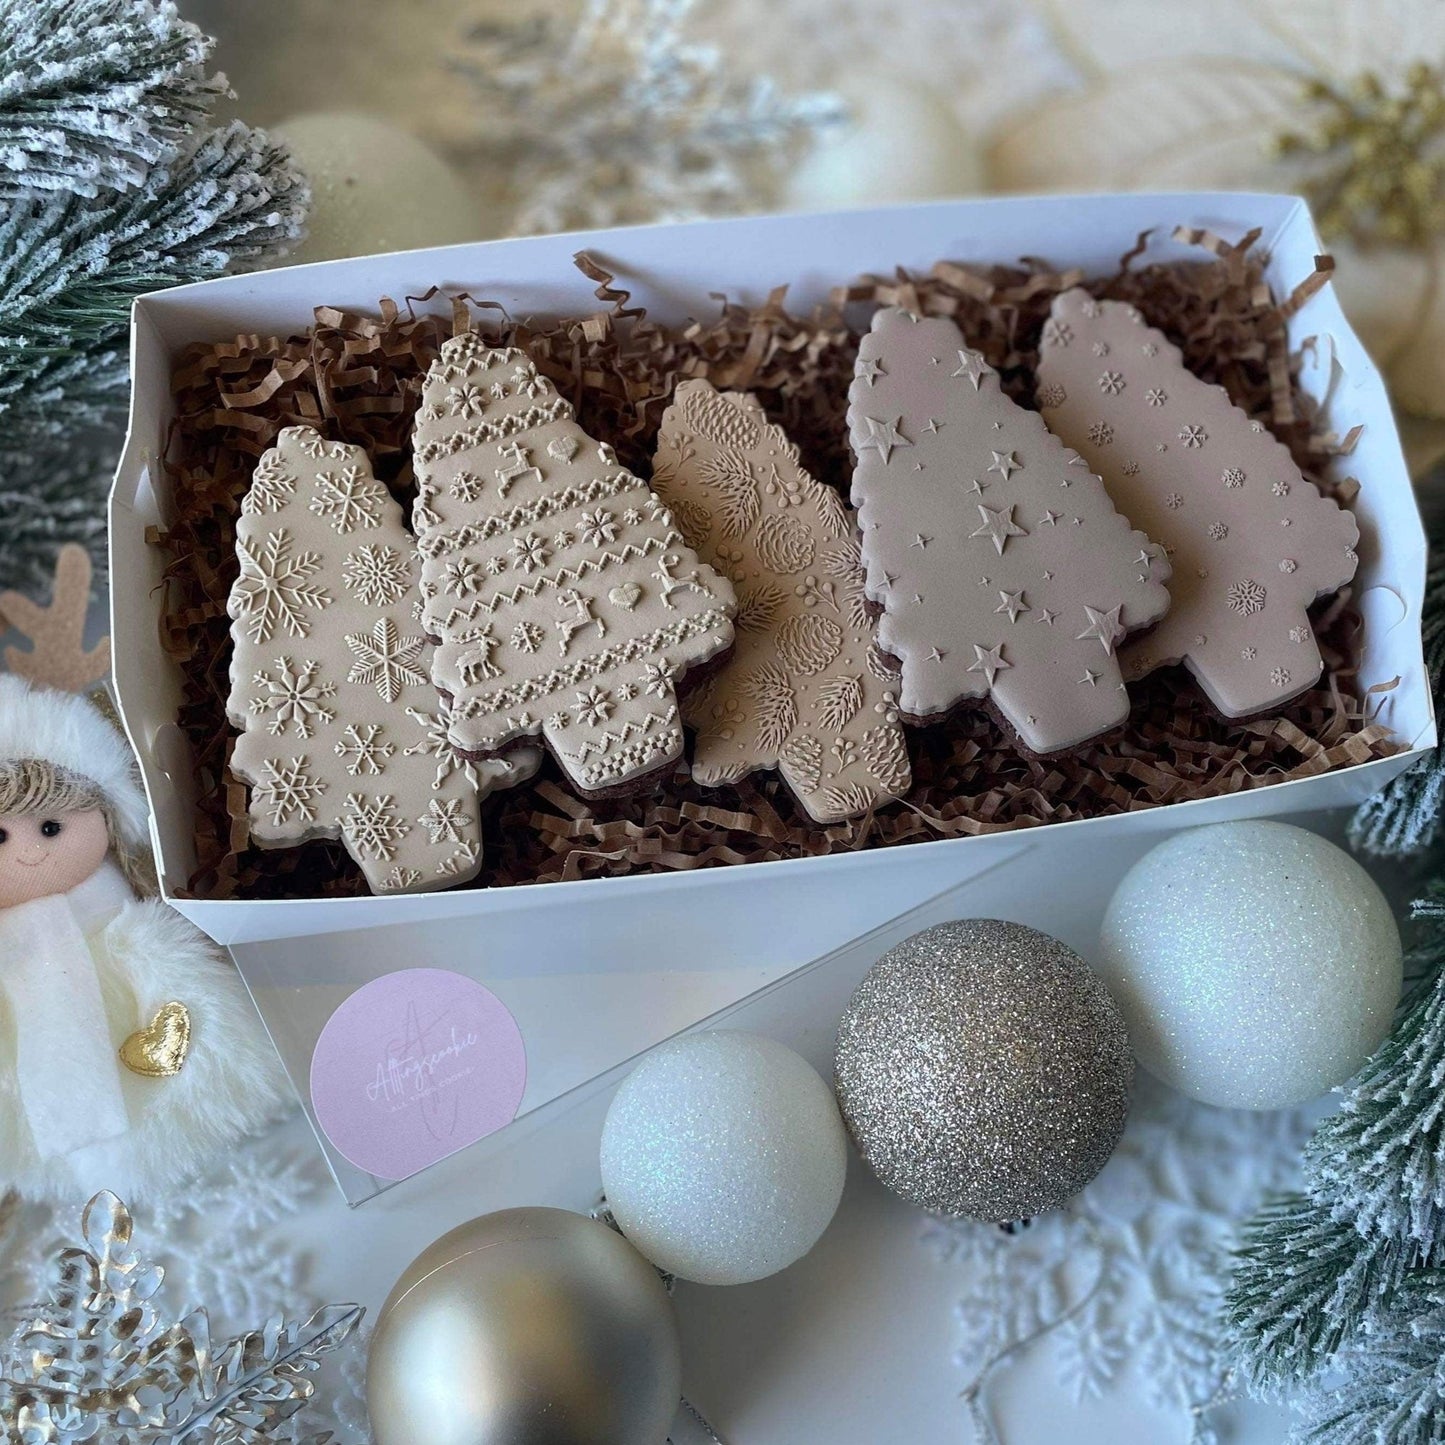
310;968;526;1182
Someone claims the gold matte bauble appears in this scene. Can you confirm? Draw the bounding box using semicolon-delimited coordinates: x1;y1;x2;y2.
367;1207;681;1445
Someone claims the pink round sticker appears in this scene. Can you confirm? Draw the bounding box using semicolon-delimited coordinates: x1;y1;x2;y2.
309;968;526;1182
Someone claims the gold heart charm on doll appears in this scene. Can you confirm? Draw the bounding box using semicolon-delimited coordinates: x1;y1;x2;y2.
120;1002;192;1078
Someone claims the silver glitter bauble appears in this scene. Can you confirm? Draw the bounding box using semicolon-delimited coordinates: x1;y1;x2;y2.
1099;820;1402;1110
834;919;1133;1221
367;1207;681;1445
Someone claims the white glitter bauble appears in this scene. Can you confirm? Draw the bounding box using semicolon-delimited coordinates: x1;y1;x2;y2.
600;1031;847;1285
271;111;485;265
784;78;983;212
1099;821;1402;1110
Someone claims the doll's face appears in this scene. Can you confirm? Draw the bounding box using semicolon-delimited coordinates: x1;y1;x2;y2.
0;809;110;907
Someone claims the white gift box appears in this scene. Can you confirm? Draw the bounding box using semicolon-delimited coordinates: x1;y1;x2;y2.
109;193;1432;1197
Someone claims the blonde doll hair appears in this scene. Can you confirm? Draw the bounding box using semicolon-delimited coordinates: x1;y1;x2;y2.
0;758;155;896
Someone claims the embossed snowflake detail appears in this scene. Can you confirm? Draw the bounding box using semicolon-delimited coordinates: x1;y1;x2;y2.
418;796;467;844
309;465;386;534
1087;421;1114;445
244;454;298;515
255;756;326;826
1290;625;1310;643
1208;522;1229;541
1271;667;1291;688
1226;579;1266;616
511;532;551;572
1038;383;1067;408
340;794;408;861
333;723;395;775
1179;424;1208;448
448;383;488;418
1091;341;1110;357
575;685;614;726
451;471;486;503
1222;467;1246;488
512;621;544;652
1041;318;1072;347
443;557;484;597
1145;387;1167;407
296;432;330;459
1272;480;1291;497
1241;646;1257;660
345;618;427;701
641;660;676;698
578;508;619;546
1165;493;1184;509
1279;558;1298;573
383;866;422;890
342;544;410;606
233;529;331;643
1121;460;1141;476
404;700;474;789
249;658;336;737
1097;370;1125;395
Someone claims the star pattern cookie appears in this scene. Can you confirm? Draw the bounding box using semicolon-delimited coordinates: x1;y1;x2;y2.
1037;288;1360;716
652;381;911;821
847;307;1172;753
226;426;537;894
412;337;737;795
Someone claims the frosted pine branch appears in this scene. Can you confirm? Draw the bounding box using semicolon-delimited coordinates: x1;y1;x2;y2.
0;0;225;204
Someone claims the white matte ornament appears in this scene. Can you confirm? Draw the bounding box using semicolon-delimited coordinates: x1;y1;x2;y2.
600;1031;847;1285
785;78;983;212
1099;821;1403;1110
270;111;485;265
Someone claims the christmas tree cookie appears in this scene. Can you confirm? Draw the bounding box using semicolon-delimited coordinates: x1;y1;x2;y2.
412;338;736;795
652;381;911;821
847;307;1172;754
1036;288;1360;716
226;426;537;894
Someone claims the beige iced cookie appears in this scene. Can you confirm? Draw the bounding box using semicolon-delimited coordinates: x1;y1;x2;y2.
226;426;537;894
1037;288;1360;717
412;337;736;796
652;381;910;821
847;307;1172;754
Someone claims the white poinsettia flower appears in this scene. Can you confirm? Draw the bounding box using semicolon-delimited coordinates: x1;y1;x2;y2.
985;0;1445;420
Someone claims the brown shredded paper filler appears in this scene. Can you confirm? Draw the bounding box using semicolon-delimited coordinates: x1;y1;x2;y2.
152;227;1401;900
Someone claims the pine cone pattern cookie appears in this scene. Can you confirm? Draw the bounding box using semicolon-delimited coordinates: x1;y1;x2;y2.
412;338;736;795
653;381;910;821
226;426;537;894
1037;288;1360;716
848;307;1172;754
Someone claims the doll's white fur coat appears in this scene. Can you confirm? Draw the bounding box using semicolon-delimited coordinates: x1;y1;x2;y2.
0;675;290;1201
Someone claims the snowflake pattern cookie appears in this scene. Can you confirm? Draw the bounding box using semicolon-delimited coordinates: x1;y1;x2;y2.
652;381;910;821
412;338;737;795
848;307;1172;754
226;426;537;894
1037;288;1360;716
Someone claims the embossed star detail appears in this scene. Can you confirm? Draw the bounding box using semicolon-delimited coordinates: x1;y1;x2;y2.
857;356;886;387
994;589;1030;623
951;350;990;389
969;503;1027;555
855;415;912;466
967;642;1010;688
1039;510;1060;526
1036;608;1058;626
924;418;943;434
1076;604;1125;655
927;646;948;662
987;450;1021;482
1079;668;1100;686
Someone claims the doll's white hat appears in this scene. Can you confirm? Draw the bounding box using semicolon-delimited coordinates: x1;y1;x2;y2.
0;674;150;851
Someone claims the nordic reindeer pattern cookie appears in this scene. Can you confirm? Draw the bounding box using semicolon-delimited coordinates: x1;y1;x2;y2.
1037;288;1360;717
413;337;737;795
226;426;535;894
652;381;911;821
847;307;1172;754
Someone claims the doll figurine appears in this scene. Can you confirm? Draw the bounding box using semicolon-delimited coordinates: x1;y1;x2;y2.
0;674;288;1200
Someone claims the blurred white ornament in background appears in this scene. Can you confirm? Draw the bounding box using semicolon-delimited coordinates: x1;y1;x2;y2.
271;111;485;264
1098;821;1402;1110
600;1030;847;1285
785;77;985;212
